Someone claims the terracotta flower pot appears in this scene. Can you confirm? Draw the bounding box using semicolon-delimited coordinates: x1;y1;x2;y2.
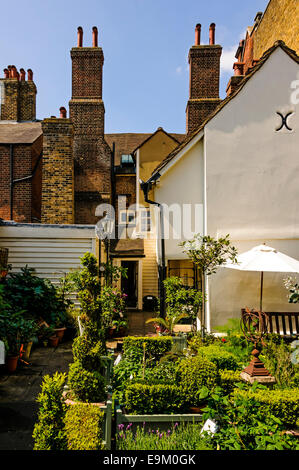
54;327;67;343
49;336;59;348
6;355;19;373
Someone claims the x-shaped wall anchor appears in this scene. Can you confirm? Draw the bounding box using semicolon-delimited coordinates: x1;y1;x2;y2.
276;111;293;131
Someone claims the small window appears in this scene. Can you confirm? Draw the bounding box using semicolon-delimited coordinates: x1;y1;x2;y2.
121;154;134;167
119;210;136;226
140;209;151;233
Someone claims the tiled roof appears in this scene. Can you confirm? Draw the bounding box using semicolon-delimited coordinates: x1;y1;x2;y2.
0;122;42;144
105;132;185;165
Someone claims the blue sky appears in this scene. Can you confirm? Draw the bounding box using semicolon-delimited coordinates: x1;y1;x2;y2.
0;0;269;133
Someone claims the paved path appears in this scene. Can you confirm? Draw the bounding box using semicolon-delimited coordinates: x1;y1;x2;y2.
0;341;73;450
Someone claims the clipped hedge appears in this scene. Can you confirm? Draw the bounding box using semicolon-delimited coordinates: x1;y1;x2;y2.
68;360;106;403
177;355;219;405
124;383;187;414
219;370;243;395
123;336;173;362
197;345;239;371
232;388;299;428
64;403;105;450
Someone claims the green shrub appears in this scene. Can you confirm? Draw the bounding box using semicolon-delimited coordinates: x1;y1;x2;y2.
68;361;106;403
202;385;299;450
72;335;105;370
219;370;243;395
124;383;187;414
232;387;299;428
64;403;105;450
261;337;295;388
197;345;239;371
32;373;67;450
176;355;219;405
188;332;220;352
123;336;173;363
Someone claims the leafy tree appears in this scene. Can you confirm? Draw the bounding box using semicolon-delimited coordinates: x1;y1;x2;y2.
180;234;238;335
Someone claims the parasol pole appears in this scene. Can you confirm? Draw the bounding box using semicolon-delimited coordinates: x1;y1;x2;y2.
260;271;264;312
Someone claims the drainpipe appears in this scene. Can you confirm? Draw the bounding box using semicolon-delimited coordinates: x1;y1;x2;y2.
140;174;166;319
9;144;43;221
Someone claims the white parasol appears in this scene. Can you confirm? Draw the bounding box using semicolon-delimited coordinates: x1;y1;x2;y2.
223;244;299;311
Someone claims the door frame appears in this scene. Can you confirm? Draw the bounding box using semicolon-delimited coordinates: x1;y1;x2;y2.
114;258;143;310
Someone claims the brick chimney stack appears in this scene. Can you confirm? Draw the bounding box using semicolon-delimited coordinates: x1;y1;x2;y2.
186;23;222;134
69;26;112;224
0;65;37;121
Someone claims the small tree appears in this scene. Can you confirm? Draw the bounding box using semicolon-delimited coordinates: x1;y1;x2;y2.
180;234;238;335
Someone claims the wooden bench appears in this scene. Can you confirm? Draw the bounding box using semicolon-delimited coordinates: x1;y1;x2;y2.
241;309;299;338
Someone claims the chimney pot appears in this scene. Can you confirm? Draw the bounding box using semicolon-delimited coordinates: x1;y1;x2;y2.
11;66;18;79
77;27;83;47
20;68;26;81
60;107;67;118
209;23;216;45
92;26;98;47
27;69;33;81
195;24;201;46
4;68;9;79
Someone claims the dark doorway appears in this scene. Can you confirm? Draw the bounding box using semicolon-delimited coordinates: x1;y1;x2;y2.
121;261;138;308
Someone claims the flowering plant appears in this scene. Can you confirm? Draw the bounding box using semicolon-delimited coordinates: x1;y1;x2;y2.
100;286;128;333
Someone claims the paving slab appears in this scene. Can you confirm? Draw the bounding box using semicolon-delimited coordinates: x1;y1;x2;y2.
0;341;73;450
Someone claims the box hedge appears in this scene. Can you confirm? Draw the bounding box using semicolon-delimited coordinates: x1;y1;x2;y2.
68;360;106;403
232;388;299;428
197;345;239;371
176;355;219;405
124;383;187;414
219;370;243;395
123;336;173;363
64;403;105;450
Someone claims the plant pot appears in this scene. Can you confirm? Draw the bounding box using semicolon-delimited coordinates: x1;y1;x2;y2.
54;327;67;343
23;341;33;361
49;336;59;348
117;327;128;337
108;327;117;338
6;355;19;373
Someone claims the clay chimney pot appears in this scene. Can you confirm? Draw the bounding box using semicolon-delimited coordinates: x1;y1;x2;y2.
209;23;216;45
27;69;33;81
195;24;201;46
60;107;67;118
4;68;9;79
92;26;98;47
77;27;83;47
20;69;26;81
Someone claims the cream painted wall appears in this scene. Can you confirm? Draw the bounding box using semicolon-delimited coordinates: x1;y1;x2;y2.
154;140;204;259
205;47;299;327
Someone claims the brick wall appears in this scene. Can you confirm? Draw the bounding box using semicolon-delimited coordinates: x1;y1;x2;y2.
254;0;299;59
41;118;74;224
0;140;42;222
186;45;222;133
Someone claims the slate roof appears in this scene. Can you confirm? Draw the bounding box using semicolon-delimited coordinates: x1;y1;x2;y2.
0;122;42;144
